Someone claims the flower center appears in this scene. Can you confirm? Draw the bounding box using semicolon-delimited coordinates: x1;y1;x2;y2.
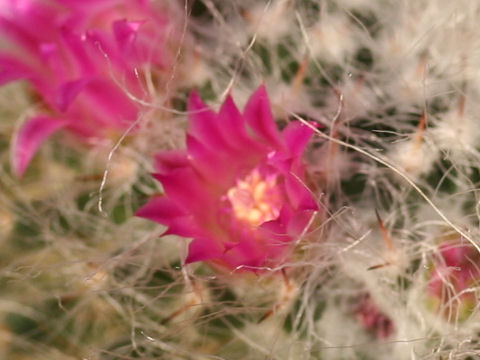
226;168;282;227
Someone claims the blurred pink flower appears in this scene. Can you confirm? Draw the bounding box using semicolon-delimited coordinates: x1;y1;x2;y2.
355;294;394;339
428;239;480;320
137;85;319;272
0;0;182;176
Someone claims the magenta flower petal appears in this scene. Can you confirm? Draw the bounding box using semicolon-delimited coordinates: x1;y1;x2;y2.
222;237;267;270
244;84;283;148
154;150;189;173
260;206;304;240
186;237;225;264
0;0;185;175
113;19;142;49
13;116;69;177
0;68;24;85
428;239;480;319
218;95;268;157
138;86;318;272
286;210;317;237
283;121;315;156
0;55;30;85
60;27;95;74
154;167;218;218
440;242;473;266
136;196;186;224
186;134;247;190
285;173;318;210
217;95;244;140
56;78;92;111
163;216;200;238
187;90;232;152
0;17;37;54
59;0;126;9
355;294;395;339
259;218;286;236
77;78;139;127
137;196;201;238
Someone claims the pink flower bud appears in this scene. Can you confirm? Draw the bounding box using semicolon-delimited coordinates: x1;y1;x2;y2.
428;239;480;320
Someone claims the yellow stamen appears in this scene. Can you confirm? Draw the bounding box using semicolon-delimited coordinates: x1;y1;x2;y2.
227;169;282;227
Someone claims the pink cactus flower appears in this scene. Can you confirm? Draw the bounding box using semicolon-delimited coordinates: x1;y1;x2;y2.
137;85;319;272
355;294;394;339
428;239;480;320
0;0;183;176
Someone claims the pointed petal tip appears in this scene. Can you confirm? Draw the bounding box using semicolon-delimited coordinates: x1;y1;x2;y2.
282;121;315;156
219;93;241;116
56;78;91;112
250;84;269;104
244;84;282;147
188;89;204;111
135;195;185;223
222;93;235;106
185;237;224;264
256;83;268;94
13;116;68;177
